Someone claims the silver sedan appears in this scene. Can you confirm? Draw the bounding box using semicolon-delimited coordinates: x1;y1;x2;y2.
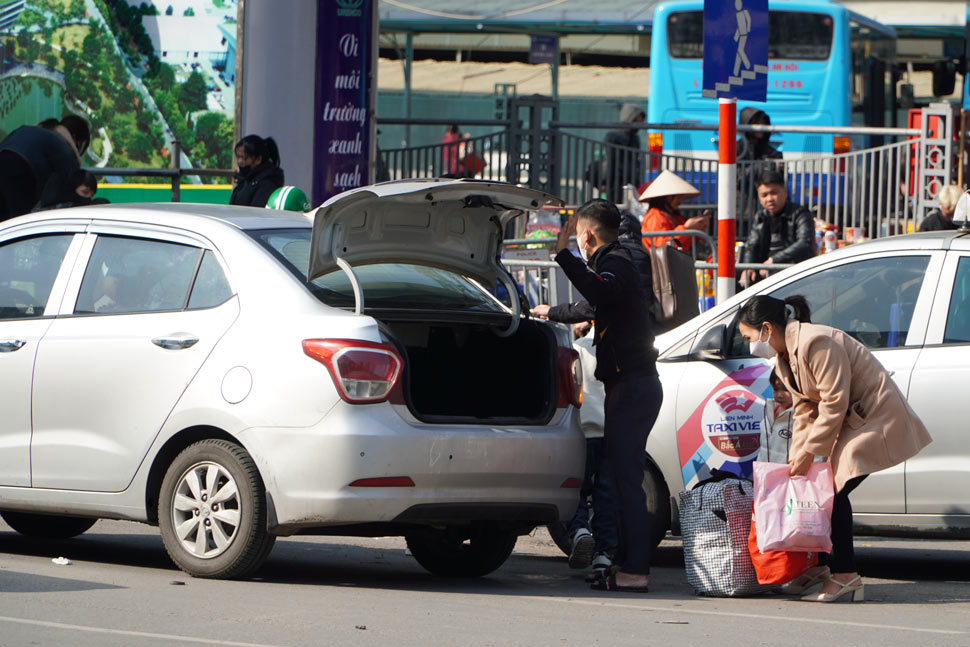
0;180;586;579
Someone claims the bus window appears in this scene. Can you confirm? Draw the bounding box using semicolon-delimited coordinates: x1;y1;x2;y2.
666;10;834;60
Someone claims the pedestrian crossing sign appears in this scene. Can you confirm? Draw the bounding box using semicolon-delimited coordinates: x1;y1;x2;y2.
702;0;768;101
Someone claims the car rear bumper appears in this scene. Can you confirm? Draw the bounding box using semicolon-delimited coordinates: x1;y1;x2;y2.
237;404;586;534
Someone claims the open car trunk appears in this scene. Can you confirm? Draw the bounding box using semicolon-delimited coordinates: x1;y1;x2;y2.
381;316;559;425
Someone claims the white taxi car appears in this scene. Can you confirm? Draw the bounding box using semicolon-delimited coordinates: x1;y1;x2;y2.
577;229;970;547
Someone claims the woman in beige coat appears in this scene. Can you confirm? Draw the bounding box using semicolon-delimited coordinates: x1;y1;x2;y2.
738;295;931;603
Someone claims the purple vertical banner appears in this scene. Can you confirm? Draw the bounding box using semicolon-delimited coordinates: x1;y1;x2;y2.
313;0;377;204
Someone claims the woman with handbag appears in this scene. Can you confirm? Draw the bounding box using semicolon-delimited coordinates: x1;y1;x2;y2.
737;295;932;602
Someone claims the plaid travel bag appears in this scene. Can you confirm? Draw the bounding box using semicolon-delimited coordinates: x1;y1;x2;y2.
679;470;771;597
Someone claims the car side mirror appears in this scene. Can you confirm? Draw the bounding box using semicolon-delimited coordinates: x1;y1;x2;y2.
690;323;725;360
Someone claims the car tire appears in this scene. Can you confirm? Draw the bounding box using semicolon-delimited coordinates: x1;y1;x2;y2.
157;439;275;579
0;511;97;539
406;523;518;577
545;521;573;555
545;457;671;557
642;459;671;548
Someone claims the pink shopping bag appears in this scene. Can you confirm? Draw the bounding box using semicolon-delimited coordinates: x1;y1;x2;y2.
753;462;835;553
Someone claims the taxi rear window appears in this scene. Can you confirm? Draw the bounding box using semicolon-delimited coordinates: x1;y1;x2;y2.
248;228;506;312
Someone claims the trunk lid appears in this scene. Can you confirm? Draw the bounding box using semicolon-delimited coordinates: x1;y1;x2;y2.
307;179;563;287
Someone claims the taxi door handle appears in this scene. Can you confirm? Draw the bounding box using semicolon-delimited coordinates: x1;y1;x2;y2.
152;334;199;350
0;339;26;352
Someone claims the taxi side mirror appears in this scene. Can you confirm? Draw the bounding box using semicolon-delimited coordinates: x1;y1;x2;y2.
690;323;725;360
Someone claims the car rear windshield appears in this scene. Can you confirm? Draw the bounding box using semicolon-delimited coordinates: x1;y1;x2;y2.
248;228;506;312
667;10;834;60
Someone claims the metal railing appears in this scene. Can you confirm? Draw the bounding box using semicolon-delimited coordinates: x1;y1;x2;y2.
85;142;235;202
376;113;942;245
500;230;792;312
553;122;929;241
380;129;508;182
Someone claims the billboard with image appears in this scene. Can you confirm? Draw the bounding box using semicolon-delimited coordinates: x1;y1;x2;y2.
0;0;237;186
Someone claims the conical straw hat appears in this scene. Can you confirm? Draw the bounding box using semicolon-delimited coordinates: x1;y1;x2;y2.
638;170;700;201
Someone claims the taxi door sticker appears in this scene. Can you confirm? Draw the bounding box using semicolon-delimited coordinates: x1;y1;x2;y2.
677;363;772;489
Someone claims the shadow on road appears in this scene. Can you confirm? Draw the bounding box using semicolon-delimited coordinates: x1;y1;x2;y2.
2;526;969;601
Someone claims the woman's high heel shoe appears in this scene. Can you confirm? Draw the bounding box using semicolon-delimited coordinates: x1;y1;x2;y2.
801;575;864;603
780;565;830;594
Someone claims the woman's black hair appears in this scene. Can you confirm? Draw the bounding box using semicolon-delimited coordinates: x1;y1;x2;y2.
738;294;811;329
769;368;785;390
235;134;281;167
72;169;97;194
647;195;679;215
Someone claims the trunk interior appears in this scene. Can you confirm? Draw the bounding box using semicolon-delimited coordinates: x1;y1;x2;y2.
381;318;558;424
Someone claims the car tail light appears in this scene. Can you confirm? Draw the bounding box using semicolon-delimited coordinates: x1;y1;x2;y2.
557;347;583;409
303;339;403;403
648;132;663;171
560;477;583;488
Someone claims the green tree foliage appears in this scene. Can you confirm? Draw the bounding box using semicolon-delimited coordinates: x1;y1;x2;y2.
82;32;101;61
115;84;137;112
25;36;41;64
156;63;176;91
136;105;155;132
183;7;195;17
165;5;173;16
129;130;154;162
179;71;207;113
190;112;233;171
70;0;86;19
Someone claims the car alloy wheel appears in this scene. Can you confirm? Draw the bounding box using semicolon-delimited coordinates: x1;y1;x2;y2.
171;461;241;559
158;439;274;579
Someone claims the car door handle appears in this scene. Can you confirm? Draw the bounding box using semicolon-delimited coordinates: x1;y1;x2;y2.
151;334;199;350
0;339;26;352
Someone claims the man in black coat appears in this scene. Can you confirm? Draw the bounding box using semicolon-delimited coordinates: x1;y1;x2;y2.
0;119;87;221
530;210;655;578
545;199;661;592
741;169;815;286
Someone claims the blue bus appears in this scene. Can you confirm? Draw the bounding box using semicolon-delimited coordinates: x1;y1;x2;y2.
647;0;898;159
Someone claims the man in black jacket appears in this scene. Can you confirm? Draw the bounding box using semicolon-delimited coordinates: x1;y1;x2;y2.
530;211;655;579
540;199;661;592
741;169;815;286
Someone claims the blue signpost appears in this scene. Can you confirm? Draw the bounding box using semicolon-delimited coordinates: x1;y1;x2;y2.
702;0;768;102
701;0;768;304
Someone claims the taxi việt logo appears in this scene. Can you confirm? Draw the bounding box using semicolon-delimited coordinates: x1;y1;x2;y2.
701;385;764;460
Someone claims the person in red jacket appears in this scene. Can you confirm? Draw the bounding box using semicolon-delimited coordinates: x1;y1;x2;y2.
639;170;710;252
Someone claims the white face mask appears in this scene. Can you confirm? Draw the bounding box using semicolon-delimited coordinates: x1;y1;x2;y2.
749;325;776;359
578;232;590;262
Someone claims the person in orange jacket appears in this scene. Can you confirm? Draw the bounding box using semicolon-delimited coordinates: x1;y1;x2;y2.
639;170;711;252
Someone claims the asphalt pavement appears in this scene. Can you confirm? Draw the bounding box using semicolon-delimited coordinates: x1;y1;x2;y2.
1;519;969;647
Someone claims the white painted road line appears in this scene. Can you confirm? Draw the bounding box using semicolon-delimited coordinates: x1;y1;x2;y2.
0;616;290;647
537;598;968;636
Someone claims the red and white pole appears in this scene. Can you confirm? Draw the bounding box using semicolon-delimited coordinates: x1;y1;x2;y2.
717;97;737;304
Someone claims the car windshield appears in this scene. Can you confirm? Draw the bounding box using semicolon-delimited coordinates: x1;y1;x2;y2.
247;228;506;312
